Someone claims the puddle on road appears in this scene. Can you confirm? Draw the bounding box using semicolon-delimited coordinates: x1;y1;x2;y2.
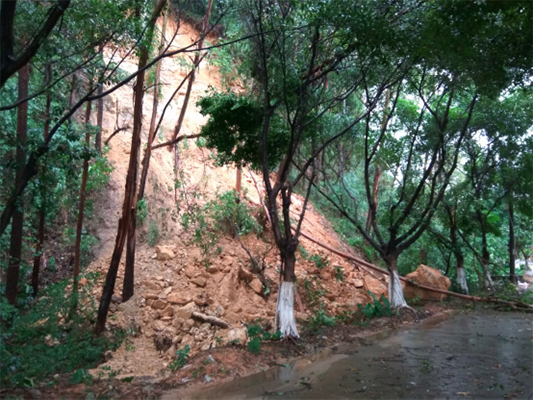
163;312;533;399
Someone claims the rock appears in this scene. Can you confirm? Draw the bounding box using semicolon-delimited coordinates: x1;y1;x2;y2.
172;335;183;345
206;266;219;274
165;344;176;359
364;275;388;297
156;246;175;261
79;277;88;287
172;317;185;329
143;292;159;300
220;269;239;302
404;264;451;301
226;327;247;345
162;287;173;296
109;303;118;313
104;350;113;361
167;292;192;305
151;320;166;332
249;278;263;294
142;280;162;291
159;306;174;318
176;302;197;320
111;295;122;304
238;267;253;283
191;277;207;288
184;266;196;279
184;318;195;329
352;279;364;288
181;334;195;348
325;292;336;301
194;293;212;306
151;299;168;310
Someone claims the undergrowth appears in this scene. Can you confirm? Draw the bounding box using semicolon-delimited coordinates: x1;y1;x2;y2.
181;189;261;257
0;273;124;388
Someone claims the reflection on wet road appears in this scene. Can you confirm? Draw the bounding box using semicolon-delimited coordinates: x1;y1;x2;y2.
169;312;533;399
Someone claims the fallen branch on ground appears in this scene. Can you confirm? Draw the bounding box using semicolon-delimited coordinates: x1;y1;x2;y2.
295;228;533;311
191;311;230;329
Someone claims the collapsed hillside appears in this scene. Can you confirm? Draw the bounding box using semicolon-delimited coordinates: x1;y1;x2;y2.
84;18;389;379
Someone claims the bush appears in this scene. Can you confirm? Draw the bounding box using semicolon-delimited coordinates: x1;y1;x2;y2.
357;291;392;319
181;190;261;256
169;345;191;372
148;220;160;246
0;275;123;388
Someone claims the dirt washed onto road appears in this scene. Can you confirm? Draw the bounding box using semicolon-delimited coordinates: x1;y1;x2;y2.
171;311;532;400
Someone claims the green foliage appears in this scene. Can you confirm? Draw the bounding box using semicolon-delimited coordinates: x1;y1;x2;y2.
306;308;337;332
301;277;327;311
357;291;392;319
0;274;123;388
334;266;344;282
169;345;191;372
246;320;281;354
148;220;160;247
137;198;148;225
197;92;288;170
181;190;261;256
71;369;93;386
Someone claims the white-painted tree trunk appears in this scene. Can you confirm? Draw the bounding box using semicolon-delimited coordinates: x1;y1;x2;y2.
456;267;469;294
484;269;494;289
389;270;408;308
276;281;299;338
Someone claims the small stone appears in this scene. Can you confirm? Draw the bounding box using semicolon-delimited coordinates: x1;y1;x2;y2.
352;279;364;288
238;267;253;283
249;278;263;294
159;305;174;318
191;277;206;288
79;278;88;287
181;334;194;348
167;292;192;305
176;302;197;320
104;350;113;361
184;318;195;329
172;335;182;344
143;292;159;300
111;295;122;304
206;266;219;274
151;299;168;310
142;280;162;291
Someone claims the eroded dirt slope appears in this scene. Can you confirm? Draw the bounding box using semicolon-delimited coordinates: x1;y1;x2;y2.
83;17;389;380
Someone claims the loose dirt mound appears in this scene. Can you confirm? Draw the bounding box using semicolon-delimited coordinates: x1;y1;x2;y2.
85;19;387;381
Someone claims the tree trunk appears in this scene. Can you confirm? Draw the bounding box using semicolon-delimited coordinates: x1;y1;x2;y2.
276;249;299;338
121;1;166;303
383;253;407;308
95;84;104;153
170;0;213;142
480;224;494;289
455;252;468;295
365;165;382;231
138;3;167;200
508;199;517;284
31;63;52;297
5;64;28;305
235;167;242;197
72;99;92;312
94;0;164;333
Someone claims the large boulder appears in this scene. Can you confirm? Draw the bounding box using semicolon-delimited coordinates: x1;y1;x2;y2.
404;264;451;301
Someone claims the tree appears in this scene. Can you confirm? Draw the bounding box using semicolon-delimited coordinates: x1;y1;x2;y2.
95;0;167;334
0;0;71;88
199;0;414;336
4;64;29;305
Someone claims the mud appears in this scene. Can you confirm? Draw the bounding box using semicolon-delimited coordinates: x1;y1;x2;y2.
170;311;532;399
